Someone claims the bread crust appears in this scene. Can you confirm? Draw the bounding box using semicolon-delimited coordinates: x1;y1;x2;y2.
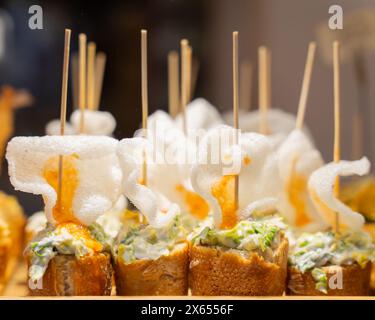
28;253;113;296
189;235;288;296
287;262;372;296
115;242;189;296
0;240;10;293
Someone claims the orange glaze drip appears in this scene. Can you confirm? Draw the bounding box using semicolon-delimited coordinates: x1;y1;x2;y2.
176;184;210;220
57;222;102;252
43;155;80;225
286;157;311;226
211;175;238;229
243;155;251;166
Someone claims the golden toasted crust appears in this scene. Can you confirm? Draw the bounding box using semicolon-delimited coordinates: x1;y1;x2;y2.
0;192;26;258
0;240;11;293
287;262;372;296
189;235;288;296
28;253;113;296
115;242;189;296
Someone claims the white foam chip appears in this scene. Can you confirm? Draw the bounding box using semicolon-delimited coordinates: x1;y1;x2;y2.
175;98;224;132
70;109;116;136
6;135;122;226
224;109;312;147
138;110;181;153
276;129;327;232
191;125;281;228
117;137;179;228
45;119;76;135
136;110;201;217
26;211;47;235
308;157;370;231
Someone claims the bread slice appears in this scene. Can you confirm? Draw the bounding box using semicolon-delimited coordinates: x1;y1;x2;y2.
28;252;113;296
115;242;189;296
0;239;11;294
287;262;372;296
189;235;288;296
0;192;26;258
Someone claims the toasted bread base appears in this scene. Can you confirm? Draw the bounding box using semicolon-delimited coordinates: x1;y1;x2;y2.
0;240;10;293
115;242;189;296
189;235;289;296
287;262;372;296
28;253;113;296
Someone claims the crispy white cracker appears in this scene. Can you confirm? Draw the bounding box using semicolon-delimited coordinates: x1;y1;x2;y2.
191;125;281;228
277;129;327;231
6;135;122;225
175;98;223;133
45;119;76;135
308;157;370;231
117;137;179;228
70;109;116;136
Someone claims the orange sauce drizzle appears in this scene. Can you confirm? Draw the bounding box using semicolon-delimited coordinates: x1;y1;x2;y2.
211;175;238;229
286;157;311;226
43;154;103;251
176;184;210;220
43;155;80;225
243;155;251;166
57;222;102;252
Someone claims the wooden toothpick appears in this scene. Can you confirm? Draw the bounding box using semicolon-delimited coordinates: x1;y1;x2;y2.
141;30;148;186
258;46;269;135
94;52;106;110
240;60;253;112
180;39;188;136
168;50;179;118
186;45;193;103
71;52;79;110
58;29;71;211
87;42;96;110
233;31;239;210
78;33;87;133
296;42;317;130
266;48;272;110
333;40;341;234
59;30;71;135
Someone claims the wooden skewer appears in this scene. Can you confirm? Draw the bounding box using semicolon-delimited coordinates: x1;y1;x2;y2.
186;45;193;103
87;42;96;110
266;48;272;110
233;32;239;210
296;42;317;130
94;52;106;110
141;30;148;186
58;29;71;211
240;60;253;112
78;33;87;133
180;39;189;136
333;41;341;234
168;51;179;118
258;46;269;135
71;52;79;110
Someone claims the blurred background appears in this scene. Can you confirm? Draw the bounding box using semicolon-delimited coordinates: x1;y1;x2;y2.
0;0;374;215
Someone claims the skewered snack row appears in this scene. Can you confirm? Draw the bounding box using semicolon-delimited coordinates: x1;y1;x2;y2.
3;29;375;297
